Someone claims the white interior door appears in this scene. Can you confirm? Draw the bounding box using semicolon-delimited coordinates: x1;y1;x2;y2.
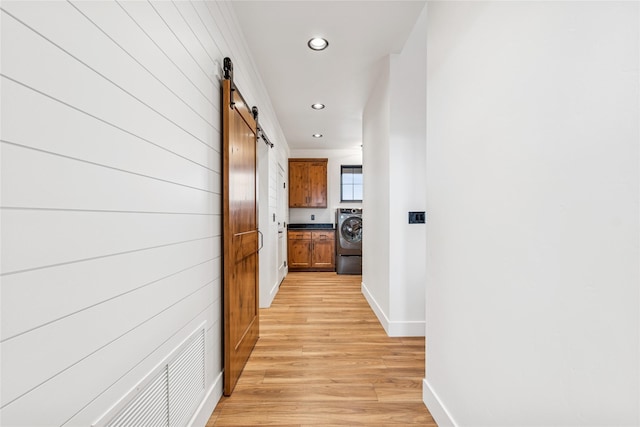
277;162;287;282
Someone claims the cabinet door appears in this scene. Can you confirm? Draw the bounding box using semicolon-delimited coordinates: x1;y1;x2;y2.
288;161;309;207
311;231;335;269
288;232;312;269
308;161;327;208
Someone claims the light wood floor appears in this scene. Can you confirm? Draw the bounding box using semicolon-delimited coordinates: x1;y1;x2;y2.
206;272;436;426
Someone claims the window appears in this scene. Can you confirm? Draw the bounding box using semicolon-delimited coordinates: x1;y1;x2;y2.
341;165;363;202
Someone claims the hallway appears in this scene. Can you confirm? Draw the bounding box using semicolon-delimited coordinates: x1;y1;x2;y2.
207;272;434;426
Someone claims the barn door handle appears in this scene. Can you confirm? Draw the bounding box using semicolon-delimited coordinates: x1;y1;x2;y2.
258;230;264;252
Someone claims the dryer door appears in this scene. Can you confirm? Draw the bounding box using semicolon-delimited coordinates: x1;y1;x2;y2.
338;215;362;254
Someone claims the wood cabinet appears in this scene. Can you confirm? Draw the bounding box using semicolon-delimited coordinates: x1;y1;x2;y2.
310;230;335;270
288;159;327;208
287;230;312;269
288;229;335;271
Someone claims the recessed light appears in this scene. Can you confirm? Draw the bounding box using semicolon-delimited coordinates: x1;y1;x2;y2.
312;133;323;138
311;103;325;110
308;37;329;51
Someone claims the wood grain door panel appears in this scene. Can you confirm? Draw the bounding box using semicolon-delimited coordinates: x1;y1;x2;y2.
311;232;335;268
288;161;309;207
309;162;327;208
222;78;259;396
288;238;312;269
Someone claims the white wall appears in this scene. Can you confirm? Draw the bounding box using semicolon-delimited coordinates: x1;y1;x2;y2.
362;5;427;337
0;1;288;425
362;62;391;323
288;148;362;225
423;2;639;426
388;6;427;333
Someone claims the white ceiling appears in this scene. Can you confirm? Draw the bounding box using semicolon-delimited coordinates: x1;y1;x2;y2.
232;1;427;151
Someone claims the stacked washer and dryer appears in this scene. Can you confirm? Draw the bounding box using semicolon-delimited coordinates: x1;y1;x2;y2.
335;208;363;274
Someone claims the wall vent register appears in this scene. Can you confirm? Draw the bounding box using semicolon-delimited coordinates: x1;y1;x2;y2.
93;327;206;427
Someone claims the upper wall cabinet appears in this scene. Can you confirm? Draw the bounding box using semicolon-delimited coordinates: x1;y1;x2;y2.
289;158;328;208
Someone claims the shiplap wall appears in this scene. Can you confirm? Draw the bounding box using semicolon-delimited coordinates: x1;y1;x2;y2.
0;1;288;425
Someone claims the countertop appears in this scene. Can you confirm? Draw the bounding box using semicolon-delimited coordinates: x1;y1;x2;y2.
288;223;335;230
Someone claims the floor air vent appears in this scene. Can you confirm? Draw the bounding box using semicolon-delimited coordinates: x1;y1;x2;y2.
97;327;206;427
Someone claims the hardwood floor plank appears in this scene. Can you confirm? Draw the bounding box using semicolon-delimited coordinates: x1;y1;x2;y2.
212;402;435;426
227;384;379;403
206;272;434;426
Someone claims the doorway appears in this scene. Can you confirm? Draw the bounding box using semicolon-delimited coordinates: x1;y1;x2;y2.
277;162;287;284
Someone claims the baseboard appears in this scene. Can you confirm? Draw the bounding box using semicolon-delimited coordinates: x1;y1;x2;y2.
361;281;391;334
423;378;457;427
361;282;425;337
270;278;281;302
259;278;282;308
189;371;223;427
389;320;425;337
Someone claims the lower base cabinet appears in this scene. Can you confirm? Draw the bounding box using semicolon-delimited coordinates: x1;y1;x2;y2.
288;230;335;271
288;231;313;269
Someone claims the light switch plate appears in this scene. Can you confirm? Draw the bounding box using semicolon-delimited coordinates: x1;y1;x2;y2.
408;211;426;224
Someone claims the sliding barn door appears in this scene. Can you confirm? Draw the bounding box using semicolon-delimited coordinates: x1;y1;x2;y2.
222;70;259;396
